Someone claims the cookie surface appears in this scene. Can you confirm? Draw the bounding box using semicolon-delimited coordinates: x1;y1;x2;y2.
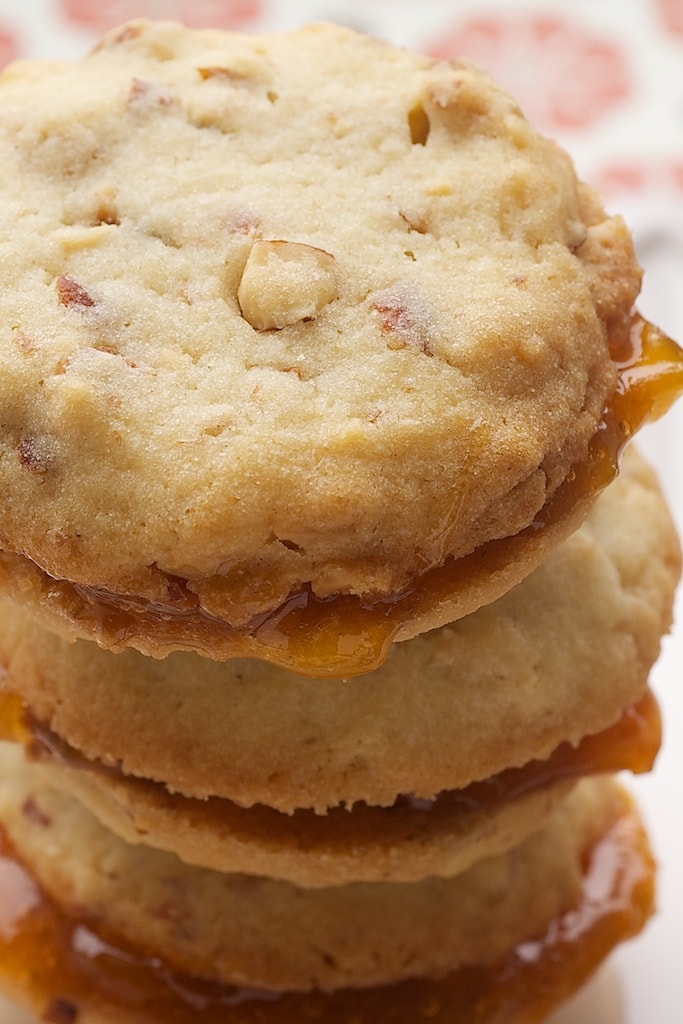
0;19;641;663
1;448;676;819
0;777;655;1024
0;743;635;994
34;760;580;887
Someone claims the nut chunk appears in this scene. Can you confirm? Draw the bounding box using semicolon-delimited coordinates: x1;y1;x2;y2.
238;240;337;330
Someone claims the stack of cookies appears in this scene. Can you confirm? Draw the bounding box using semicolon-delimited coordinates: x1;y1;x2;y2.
0;20;681;1024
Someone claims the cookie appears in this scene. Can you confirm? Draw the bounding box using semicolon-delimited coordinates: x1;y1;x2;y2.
0;743;651;998
1;448;676;820
34;761;583;887
0;19;659;674
22;665;659;887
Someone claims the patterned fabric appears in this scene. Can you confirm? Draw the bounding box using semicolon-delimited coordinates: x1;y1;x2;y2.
58;0;262;32
426;15;632;133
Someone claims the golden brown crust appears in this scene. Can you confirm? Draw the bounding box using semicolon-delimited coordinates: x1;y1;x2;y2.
0;743;633;994
0;449;677;817
34;760;578;888
0;20;640;644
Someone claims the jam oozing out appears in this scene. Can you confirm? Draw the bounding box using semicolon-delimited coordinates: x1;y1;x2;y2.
427;688;660;815
0;693;25;748
0;798;655;1024
6;312;682;678
0;691;660;850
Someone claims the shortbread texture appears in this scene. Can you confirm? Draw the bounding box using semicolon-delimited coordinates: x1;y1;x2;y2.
0;19;641;623
0;449;677;820
0;744;631;994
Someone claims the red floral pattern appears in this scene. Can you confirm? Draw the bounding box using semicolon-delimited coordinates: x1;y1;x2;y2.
60;0;262;33
656;0;683;35
595;159;683;197
0;27;19;69
427;14;631;132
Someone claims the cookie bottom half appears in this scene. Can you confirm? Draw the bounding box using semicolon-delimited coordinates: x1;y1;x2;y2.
0;762;655;1024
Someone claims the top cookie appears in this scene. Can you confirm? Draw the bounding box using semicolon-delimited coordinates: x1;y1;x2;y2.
0;20;642;667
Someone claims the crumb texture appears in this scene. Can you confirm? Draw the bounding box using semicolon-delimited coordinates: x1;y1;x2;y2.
0;20;641;617
0;743;629;994
0;449;677;817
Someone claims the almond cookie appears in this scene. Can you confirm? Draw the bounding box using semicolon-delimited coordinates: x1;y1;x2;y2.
0;19;670;675
32;760;583;887
1;448;676;822
0;781;654;1024
0;743;652;1001
20;662;658;886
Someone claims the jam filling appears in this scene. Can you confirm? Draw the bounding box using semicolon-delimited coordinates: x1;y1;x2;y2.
0;795;655;1024
0;690;660;839
3;313;682;678
62;315;683;675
